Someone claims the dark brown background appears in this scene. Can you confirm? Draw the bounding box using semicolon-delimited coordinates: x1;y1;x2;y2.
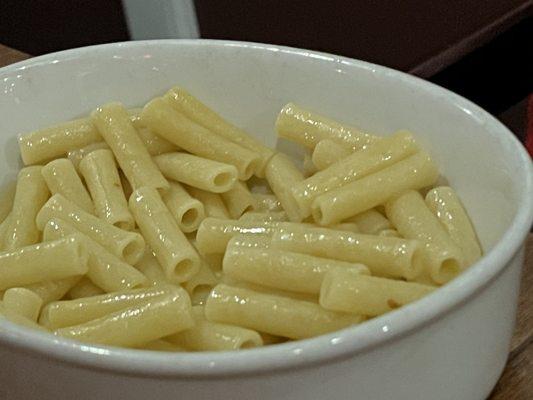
0;0;531;135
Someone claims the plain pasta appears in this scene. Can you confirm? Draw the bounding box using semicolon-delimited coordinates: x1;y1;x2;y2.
251;193;282;212
385;190;465;284
196;217;281;254
312;151;439;225
205;284;363;339
40;285;171;329
3;166;50;250
265;153;304;222
129;187;200;282
345;209;392;235
221;181;255;219
67;277;104;299
91;102;169;192
42;218;147;292
182;260;218;303
67;142;110;171
320;269;436;316
239;211;288;223
79;149;134;230
54;287;194;347
187;186;230;219
425;186;482;266
0;180;16;223
134;248;174;286
154;152;238;193
270;225;423;280
2;287;43;321
24;277;81;305
312;139;352;170
0;235;88;290
18;118;101;165
276;103;378;150
162;181;205;233
41;158;94;214
302;151;318;177
293;131;418;216
142;97;261;180
36;194;146;265
223;244;369;294
166;305;263;351
165;87;274;176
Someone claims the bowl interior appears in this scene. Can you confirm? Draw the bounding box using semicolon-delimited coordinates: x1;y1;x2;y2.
0;41;526;251
0;40;531;373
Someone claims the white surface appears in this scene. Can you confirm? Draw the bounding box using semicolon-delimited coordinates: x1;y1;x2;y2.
122;0;199;39
0;40;531;400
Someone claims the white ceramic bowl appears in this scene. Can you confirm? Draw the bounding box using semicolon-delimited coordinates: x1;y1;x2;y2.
0;40;531;400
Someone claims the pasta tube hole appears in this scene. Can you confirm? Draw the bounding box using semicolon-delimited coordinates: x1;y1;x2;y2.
174;258;196;280
190;285;214;305
116;221;135;231
121;236;145;265
436;259;461;284
408;248;425;280
181;208;200;227
239;339;261;349
213;172;235;189
243;158;261;180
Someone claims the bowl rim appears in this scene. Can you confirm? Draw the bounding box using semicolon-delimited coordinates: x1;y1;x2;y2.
0;38;532;377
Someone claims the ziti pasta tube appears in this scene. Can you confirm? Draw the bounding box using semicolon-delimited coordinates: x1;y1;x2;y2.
205;284;363;340
221;181;255;219
0;235;89;290
223;244;369;294
345;209;392;235
166;305;263;351
251;193;282;212
142;97;261;180
2;287;43;321
320;269;436;316
312;139;352;170
19;118;101;165
276;102;379;151
162;181;205;233
385;190;465;284
154;152;238;194
41;158;94;214
23;277;81;305
187;186;230;219
40;285;172;329
36;194;145;265
196;217;282;254
3;166;50;250
165;87;274;177
129;187;200;283
67;141;110;171
67;277;104;299
265;153;305;222
54;286;194;347
311;151;439;225
0;180;16;223
425;186;482;266
293;131;418;216
270;225;423;280
91;102;169;192
79;149;134;230
43;218;146;292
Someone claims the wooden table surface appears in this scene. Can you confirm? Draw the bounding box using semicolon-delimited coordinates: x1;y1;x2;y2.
0;43;531;399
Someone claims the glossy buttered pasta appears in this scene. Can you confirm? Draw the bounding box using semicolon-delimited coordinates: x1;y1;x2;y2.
0;86;482;352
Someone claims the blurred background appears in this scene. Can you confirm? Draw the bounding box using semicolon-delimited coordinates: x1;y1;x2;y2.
0;0;531;145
